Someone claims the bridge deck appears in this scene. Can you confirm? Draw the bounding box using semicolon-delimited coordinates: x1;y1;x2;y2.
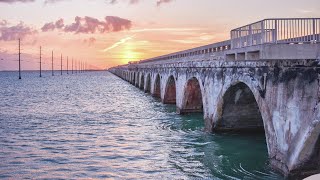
129;18;320;66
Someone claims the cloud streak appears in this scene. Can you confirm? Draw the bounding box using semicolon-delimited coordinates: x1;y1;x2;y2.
41;16;132;34
131;27;203;33
103;36;134;52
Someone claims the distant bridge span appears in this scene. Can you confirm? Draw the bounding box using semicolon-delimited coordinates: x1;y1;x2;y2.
110;18;320;178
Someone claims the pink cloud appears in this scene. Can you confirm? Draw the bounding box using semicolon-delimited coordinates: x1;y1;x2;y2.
0;21;37;41
42;16;132;34
41;18;64;32
0;0;34;3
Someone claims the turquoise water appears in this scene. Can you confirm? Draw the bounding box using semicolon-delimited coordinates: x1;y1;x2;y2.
0;71;283;179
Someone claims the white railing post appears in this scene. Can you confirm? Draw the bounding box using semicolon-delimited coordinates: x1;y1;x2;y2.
274;19;278;43
239;29;242;48
313;18;316;43
231;31;234;49
249;24;253;46
261;20;265;44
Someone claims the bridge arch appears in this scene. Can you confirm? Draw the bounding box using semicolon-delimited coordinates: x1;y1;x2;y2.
140;73;145;89
213;82;264;132
180;77;203;114
211;80;276;156
153;74;161;98
145;73;151;93
163;75;176;104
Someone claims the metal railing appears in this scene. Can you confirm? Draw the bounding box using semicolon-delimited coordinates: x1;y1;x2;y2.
231;18;320;49
138;40;231;64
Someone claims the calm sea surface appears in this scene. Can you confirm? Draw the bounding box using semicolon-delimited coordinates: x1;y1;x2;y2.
0;71;283;179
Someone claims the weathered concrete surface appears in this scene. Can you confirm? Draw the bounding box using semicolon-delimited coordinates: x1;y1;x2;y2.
111;59;320;178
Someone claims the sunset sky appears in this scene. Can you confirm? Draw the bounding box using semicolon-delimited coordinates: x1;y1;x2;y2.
0;0;319;70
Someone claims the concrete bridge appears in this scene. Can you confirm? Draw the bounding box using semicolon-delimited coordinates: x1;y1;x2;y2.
109;18;320;178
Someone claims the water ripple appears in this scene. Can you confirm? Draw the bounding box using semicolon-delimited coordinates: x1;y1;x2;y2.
0;71;283;179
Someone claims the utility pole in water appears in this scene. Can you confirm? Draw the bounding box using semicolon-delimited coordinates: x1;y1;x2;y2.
18;39;21;79
40;46;42;77
60;54;62;75
72;58;73;74
52;51;54;76
67;56;69;75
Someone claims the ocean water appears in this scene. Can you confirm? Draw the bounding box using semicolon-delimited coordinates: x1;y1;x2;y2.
0;71;283;179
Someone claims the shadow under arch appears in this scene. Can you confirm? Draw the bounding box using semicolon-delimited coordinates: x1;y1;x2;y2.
140;74;145;89
180;77;203;114
213;82;264;133
153;74;161;98
163;75;176;104
145;74;151;93
133;72;136;85
136;72;140;87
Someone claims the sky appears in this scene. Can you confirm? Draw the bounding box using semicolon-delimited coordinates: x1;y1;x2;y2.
0;0;319;70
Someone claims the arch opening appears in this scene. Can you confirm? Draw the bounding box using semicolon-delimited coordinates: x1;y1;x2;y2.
163;75;176;104
180;77;203;114
153;74;161;98
145;74;151;93
140;74;145;89
215;82;264;132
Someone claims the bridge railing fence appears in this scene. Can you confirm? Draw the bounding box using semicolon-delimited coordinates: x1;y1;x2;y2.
231;18;320;49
